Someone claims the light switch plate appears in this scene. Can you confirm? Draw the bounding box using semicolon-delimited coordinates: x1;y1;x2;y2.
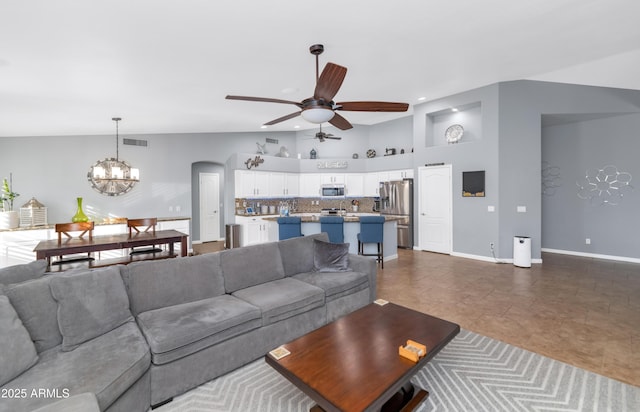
488;205;495;212
517;206;526;213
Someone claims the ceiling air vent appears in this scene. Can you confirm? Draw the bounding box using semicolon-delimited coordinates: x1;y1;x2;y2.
123;138;148;147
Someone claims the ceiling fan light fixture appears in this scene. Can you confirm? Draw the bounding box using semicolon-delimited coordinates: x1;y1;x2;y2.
301;107;334;124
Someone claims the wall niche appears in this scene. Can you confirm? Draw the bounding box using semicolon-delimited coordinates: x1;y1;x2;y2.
425;101;482;147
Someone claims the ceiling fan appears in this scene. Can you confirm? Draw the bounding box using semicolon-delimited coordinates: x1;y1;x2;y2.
226;44;409;130
310;125;341;142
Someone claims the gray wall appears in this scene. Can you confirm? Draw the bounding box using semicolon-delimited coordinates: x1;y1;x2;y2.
413;84;501;258
542;113;640;258
412;80;640;260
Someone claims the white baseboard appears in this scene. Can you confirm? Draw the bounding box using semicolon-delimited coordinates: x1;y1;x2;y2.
541;248;640;264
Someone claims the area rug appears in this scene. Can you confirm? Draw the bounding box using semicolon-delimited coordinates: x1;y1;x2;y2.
156;329;639;411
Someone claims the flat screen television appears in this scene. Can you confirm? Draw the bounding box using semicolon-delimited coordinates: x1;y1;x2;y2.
462;171;485;197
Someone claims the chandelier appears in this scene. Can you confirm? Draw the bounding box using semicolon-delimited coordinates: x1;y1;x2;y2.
87;117;140;196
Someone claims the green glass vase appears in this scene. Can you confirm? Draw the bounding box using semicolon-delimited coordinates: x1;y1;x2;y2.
71;197;89;222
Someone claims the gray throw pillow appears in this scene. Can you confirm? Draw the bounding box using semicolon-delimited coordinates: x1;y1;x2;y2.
50;266;133;351
313;239;350;272
0;259;48;285
0;295;38;386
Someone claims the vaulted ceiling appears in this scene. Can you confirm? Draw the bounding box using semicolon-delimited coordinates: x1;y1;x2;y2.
1;0;639;137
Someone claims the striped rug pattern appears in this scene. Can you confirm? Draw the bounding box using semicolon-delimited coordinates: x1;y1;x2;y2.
157;329;639;411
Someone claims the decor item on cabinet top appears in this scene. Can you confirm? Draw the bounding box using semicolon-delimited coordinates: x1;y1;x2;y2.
88;117;140;196
1;174;19;212
366;149;376;158
71;197;90;223
310;148;317;159
20;197;48;227
276;146;290;157
0;174;20;229
256;142;267;154
245;155;264;170
385;148;396;156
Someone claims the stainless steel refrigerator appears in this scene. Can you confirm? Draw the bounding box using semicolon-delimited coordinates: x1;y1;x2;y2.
379;179;413;249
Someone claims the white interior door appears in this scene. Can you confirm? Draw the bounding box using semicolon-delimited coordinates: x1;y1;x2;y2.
418;165;452;253
200;173;220;242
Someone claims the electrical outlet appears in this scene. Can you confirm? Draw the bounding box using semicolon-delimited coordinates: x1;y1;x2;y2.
490;242;495;251
585;238;591;245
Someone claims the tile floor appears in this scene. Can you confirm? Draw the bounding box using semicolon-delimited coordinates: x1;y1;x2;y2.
377;249;640;387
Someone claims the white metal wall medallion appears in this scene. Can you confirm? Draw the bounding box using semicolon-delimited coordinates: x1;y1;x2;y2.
576;165;633;206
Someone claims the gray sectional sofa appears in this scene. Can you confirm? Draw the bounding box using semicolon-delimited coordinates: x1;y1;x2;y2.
0;233;376;411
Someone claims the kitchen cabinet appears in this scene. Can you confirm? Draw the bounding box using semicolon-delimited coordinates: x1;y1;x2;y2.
320;173;345;184
388;169;414;180
235;170;270;197
270;172;299;197
345;173;365;197
235;216;275;246
299;174;322;197
364;173;382;196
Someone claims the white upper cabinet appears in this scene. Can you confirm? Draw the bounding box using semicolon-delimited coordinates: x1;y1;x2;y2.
364;173;382;196
388;169;414;180
299;174;322;197
320;173;345;184
235;170;270;197
345;174;365;197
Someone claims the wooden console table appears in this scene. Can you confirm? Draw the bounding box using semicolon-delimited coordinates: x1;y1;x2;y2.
34;229;188;269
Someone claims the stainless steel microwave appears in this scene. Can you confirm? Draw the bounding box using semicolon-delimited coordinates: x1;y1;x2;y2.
321;184;346;197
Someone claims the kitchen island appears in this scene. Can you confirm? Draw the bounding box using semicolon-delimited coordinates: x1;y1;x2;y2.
263;213;399;262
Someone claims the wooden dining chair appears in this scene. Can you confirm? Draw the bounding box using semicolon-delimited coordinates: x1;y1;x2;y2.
127;217;162;255
52;221;95;267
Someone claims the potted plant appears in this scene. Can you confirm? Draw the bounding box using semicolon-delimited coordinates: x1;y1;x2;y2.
0;174;20;229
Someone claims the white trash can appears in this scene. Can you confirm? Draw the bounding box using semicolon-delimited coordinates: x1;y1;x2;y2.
513;236;531;268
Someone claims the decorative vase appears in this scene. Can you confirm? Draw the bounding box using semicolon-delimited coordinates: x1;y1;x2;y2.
71;197;89;222
0;211;20;230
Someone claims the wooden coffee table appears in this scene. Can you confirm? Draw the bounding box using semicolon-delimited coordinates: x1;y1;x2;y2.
265;302;460;412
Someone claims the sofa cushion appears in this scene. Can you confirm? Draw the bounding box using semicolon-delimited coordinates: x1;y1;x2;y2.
4;275;62;353
50;266;133;351
313;239;350;272
122;253;225;315
31;392;100;412
232;278;325;325
293;270;370;302
221;242;285;293
0;259;47;285
0;295;38;386
278;232;329;276
0;321;150;412
136;294;262;365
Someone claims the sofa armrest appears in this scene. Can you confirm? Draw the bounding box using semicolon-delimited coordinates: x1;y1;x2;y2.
348;254;377;302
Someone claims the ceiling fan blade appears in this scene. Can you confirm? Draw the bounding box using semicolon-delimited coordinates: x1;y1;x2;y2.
325;136;342;140
314;63;347;102
336;101;409;112
328;112;353;130
226;95;303;108
263;111;301;126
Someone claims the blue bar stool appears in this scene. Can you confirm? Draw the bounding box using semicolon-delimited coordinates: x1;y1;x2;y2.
357;216;385;268
277;217;303;240
320;216;344;243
